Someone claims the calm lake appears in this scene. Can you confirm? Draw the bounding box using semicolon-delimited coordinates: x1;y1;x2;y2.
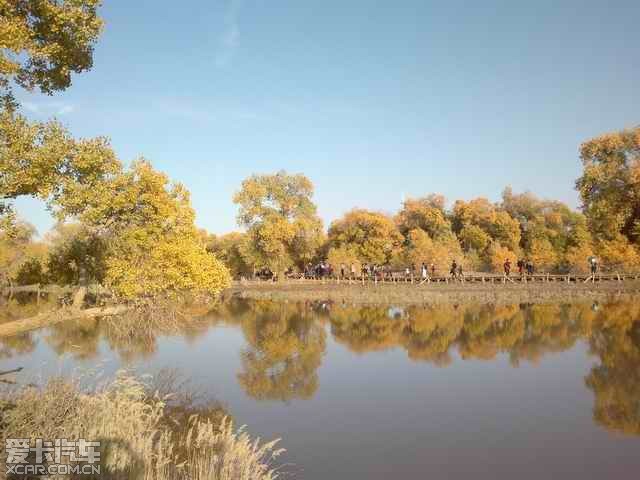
2;299;639;479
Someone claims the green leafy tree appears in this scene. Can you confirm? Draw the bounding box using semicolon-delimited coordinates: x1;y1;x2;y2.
45;222;106;285
205;231;253;279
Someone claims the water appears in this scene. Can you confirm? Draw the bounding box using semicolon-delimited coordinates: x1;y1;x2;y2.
2;300;639;479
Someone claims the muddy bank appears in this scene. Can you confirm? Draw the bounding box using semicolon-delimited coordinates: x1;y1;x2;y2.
0;305;129;337
224;281;640;306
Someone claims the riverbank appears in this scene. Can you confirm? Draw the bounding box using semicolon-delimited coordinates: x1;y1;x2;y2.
223;280;640;305
0;372;283;480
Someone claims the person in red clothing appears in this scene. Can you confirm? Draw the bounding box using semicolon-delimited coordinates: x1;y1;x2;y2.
504;258;512;277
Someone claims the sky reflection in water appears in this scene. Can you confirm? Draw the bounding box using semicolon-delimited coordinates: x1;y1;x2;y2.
1;300;639;479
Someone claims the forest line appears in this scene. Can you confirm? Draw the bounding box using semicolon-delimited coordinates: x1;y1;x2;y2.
1;0;639;300
3;123;640;302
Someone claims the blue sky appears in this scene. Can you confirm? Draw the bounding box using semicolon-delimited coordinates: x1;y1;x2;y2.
15;0;640;236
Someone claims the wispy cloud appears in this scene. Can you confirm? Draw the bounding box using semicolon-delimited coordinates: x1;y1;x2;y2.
215;0;243;67
154;97;267;123
22;101;41;113
19;100;75;116
56;105;74;115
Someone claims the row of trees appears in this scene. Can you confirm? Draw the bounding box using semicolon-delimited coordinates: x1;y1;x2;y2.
208;129;640;280
1;1;639;297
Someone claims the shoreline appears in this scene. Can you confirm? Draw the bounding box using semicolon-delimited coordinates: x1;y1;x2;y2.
223;280;640;306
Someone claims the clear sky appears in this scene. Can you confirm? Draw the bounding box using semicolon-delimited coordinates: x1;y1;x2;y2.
14;0;640;236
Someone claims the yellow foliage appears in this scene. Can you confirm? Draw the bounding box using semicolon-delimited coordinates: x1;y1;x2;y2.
206;232;253;279
596;236;640;272
106;232;230;299
527;237;558;271
564;242;595;273
577;127;640;244
487;243;518;273
396;195;452;238
0;0;103;98
404;228;463;273
328;209;403;265
77;160;232;299
327;245;361;272
233;171;324;273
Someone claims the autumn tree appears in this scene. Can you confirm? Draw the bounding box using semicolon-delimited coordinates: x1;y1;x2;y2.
45;222;106;285
576;127;640;271
576;127;640;243
0;2;231;298
0;109;120;224
0;218;36;287
205;231;253;279
0;0;103;106
502;187;593;271
452;197;521;253
326;244;361;273
68;160;231;299
327;209;403;265
0;0;106;221
233;171;324;275
487;242;517;273
396;195;452;239
403;228;462;273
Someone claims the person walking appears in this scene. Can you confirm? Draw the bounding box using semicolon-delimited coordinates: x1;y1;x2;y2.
504;258;512;277
421;262;428;281
450;260;458;279
589;256;598;275
526;260;534;276
350;263;356;280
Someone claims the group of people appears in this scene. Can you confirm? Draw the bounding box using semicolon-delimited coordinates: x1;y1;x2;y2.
261;256;602;282
503;258;535;277
502;256;599;277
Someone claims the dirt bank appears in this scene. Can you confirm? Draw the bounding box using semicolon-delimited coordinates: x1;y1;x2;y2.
224;280;640;306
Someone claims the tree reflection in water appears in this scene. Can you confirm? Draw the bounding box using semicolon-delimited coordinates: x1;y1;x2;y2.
1;298;638;436
222;300;326;402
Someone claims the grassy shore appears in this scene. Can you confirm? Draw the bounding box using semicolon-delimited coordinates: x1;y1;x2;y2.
0;371;283;480
224;280;640;306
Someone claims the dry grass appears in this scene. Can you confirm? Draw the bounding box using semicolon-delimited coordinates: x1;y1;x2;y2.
0;372;284;480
